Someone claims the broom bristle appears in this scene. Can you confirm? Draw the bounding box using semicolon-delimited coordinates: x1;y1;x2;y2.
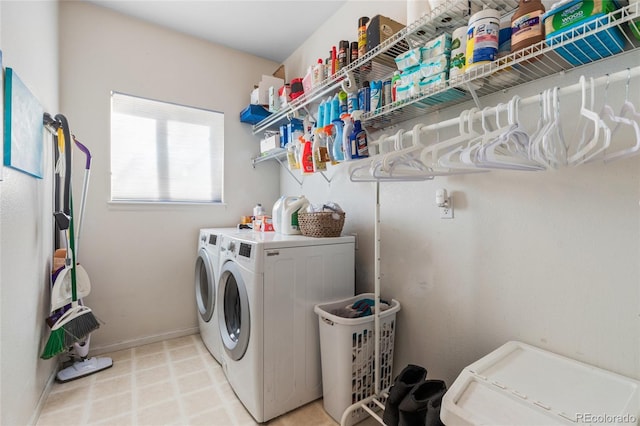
61;310;100;347
41;328;67;359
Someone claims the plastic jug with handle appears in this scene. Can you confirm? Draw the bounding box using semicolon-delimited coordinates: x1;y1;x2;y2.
272;196;286;233
278;195;310;235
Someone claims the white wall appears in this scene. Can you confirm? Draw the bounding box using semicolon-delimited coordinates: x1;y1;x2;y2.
0;2;59;425
58;1;281;352
282;0;640;385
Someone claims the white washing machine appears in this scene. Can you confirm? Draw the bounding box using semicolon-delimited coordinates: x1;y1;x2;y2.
216;229;355;423
195;228;224;364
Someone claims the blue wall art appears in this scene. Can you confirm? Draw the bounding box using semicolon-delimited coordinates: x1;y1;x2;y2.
4;67;44;178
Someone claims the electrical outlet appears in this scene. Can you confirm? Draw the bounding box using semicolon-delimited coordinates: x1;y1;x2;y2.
440;195;454;219
440;206;453;219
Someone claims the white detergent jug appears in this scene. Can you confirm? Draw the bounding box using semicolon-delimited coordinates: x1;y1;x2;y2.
276;195;309;235
272;196;286;233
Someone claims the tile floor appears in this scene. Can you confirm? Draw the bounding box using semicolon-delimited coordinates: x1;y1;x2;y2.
36;334;351;426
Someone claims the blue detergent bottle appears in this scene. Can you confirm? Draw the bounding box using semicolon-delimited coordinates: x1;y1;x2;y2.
350;111;369;159
329;94;340;123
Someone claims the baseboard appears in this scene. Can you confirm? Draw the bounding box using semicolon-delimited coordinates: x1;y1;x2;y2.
29;366;58;426
89;327;199;355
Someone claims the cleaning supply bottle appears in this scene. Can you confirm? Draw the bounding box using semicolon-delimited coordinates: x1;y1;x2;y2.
332;116;346;162
391;71;402;102
338;90;348;115
511;0;545;55
286;141;300;170
312;133;328;172
330;94;340;123
358;81;371;112
300;135;314;175
342;114;355;160
281;195;310;235
316;99;325;134
370;80;382;111
272;196;286;233
350;111;369;159
312;58;325;87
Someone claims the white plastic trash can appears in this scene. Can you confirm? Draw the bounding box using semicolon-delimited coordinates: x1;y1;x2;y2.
314;293;401;426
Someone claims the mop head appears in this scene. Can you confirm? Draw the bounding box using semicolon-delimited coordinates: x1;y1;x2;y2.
41;306;100;359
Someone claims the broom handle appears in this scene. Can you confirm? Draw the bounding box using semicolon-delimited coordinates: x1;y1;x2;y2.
73;137;91;261
56;114;78;303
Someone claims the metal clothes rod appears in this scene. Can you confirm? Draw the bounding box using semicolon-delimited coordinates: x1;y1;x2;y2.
369;65;640;154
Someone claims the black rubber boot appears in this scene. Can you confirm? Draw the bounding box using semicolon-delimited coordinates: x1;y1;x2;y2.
382;365;427;426
397;379;447;426
424;388;446;426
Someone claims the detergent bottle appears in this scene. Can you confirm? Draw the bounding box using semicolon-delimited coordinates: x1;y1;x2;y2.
332;116;346;162
281;195;310;235
342;114;354;160
272;196;286;233
312;132;328;172
350;111;369;158
300;135;314;175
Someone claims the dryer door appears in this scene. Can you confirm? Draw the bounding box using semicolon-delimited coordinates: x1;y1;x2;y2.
195;248;215;322
218;261;250;361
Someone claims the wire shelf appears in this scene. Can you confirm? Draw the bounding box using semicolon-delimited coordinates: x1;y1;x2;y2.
250;0;640;136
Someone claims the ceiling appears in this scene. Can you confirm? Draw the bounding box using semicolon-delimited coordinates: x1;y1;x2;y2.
86;0;347;63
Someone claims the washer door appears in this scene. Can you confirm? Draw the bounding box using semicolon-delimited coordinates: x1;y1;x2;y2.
218;261;250;361
195;248;215;322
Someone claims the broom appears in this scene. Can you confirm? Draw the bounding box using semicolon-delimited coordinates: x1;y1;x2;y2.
41;115;99;359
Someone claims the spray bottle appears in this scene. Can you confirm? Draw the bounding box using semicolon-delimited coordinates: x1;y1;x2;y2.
300;134;314;174
350;110;369;159
332;114;346;162
342;114;355;161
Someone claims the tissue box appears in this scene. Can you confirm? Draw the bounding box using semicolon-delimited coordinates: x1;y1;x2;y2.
260;134;280;154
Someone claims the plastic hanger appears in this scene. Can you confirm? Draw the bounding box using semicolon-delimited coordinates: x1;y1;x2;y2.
603;69;640;162
568;76;611;165
541;87;567;168
479;97;544;171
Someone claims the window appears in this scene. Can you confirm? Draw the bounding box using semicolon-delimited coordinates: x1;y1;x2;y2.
110;92;224;203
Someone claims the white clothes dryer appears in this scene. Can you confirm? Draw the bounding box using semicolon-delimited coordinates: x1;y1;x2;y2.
195;228;224;364
216;230;355;423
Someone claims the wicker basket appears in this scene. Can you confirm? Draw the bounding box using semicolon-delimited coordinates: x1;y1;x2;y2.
299;211;345;238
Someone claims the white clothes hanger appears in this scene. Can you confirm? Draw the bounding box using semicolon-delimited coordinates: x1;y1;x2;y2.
603;70;640;162
568;76;611;165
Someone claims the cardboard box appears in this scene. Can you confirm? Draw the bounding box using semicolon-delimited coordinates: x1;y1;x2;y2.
366;15;406;53
251;74;285;106
366;15;408;67
254;216;274;232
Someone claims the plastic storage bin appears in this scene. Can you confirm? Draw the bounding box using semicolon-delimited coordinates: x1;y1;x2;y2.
442;341;640;425
314;294;401;426
544;0;625;66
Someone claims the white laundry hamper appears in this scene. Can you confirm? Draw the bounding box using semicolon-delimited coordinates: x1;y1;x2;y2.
314;293;401;425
